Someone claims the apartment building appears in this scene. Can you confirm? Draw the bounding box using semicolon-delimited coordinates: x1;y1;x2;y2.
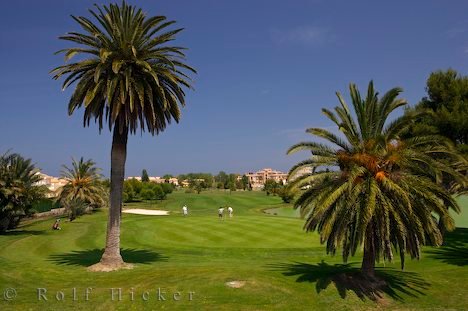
35;173;68;197
244;168;288;190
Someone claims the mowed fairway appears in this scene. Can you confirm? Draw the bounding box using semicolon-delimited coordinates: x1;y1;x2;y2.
1;191;468;310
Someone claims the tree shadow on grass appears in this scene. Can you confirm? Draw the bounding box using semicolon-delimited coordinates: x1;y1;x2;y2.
426;228;468;266
49;248;168;267
2;230;46;236
268;261;430;302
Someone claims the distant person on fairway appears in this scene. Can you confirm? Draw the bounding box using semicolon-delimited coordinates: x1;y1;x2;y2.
182;205;188;217
52;218;61;230
218;207;225;220
228;206;233;218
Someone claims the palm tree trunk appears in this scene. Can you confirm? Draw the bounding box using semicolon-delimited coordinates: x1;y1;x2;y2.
99;126;128;267
361;223;376;278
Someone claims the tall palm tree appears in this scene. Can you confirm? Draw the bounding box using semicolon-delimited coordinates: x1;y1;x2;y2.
287;82;466;279
51;2;195;270
57;157;107;217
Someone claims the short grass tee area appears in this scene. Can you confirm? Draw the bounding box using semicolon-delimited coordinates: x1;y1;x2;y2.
1;190;467;310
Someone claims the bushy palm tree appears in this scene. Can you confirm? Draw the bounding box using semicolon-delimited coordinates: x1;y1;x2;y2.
287;82;466;279
51;2;195;270
63;198;88;222
57;157;107;216
0;152;45;232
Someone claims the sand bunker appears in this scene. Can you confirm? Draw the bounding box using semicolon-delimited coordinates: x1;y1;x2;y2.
122;209;169;216
225;280;246;288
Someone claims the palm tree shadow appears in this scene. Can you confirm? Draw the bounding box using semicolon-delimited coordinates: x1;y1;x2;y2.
426;228;468;266
49;248;168;266
3;230;46;236
268;261;429;301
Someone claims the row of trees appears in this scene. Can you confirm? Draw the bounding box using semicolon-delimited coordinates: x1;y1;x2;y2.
139;167;296;198
140;169;293;197
177;172;250;193
136;170;253;193
123;178;174;202
213;171;249;190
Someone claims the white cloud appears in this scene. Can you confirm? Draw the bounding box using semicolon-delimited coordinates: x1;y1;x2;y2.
446;27;467;38
270;26;333;46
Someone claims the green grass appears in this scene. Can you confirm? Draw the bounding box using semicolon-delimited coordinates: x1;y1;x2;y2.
1;191;467;310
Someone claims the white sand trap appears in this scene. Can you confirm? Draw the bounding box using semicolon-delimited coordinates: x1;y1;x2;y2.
225;280;246;288
122;209;169;216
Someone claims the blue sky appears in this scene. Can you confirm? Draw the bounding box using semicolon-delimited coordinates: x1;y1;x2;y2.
1;0;468;177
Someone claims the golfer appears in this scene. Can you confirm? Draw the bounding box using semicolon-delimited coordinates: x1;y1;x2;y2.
218;207;225;219
182;205;188;216
228;206;233;218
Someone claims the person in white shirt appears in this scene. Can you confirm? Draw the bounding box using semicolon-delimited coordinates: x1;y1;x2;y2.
227;206;233;218
218;207;224;220
182;205;188;217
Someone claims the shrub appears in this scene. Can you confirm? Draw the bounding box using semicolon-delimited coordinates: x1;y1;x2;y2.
140;188;155;200
64;198;88;221
263;179;280;196
126;178;143;195
161;183;174;194
152;184;166;200
123;182;136;202
277;187;295;203
122;191;129;203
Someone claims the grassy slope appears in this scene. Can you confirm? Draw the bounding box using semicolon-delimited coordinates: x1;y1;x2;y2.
0;191;467;310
